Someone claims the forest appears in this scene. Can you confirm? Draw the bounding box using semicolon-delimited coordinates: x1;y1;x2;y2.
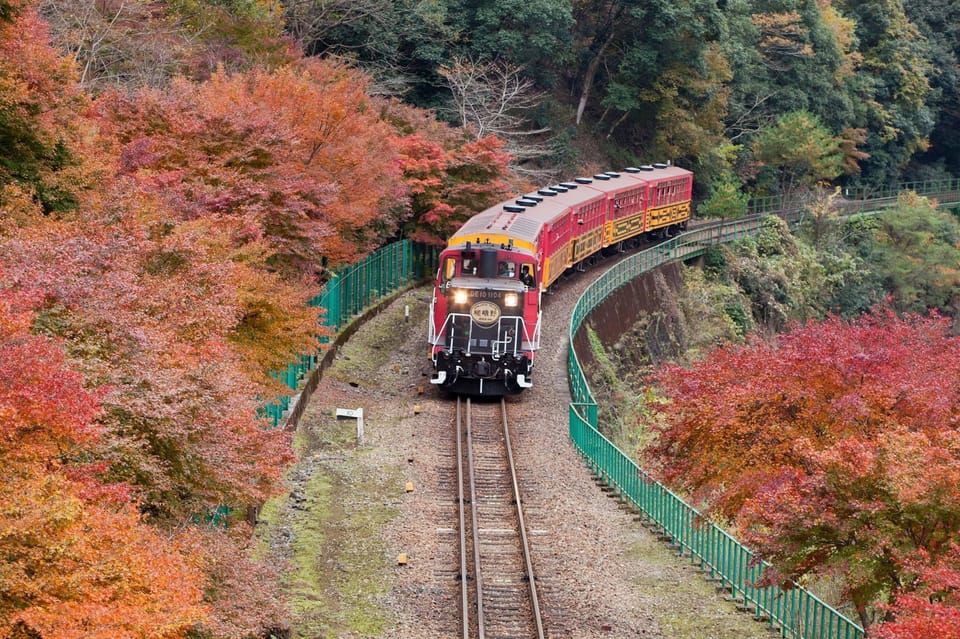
0;0;958;636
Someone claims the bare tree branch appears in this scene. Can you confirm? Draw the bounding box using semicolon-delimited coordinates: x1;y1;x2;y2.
438;58;556;175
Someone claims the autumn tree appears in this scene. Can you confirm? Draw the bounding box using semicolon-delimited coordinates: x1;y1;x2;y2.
439;57;552;171
92;58;403;272
648;308;960;628
383;98;514;243
0;211;299;516
38;0;295;90
875;545;960;639
0;0;89;213
0;285;208;637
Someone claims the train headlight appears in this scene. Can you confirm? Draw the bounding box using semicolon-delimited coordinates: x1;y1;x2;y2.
453;289;469;305
504;293;519;308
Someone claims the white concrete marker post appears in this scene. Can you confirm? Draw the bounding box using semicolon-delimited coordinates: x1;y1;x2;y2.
335;407;364;445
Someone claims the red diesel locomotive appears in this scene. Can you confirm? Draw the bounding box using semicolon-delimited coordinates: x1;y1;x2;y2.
428;164;693;395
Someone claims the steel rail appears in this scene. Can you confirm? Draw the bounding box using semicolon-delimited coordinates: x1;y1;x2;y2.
456;396;470;639
498;398;546;639
464;398;486;637
457;398;546;639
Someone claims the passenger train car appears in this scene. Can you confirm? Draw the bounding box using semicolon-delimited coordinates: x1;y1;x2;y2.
428;164;693;395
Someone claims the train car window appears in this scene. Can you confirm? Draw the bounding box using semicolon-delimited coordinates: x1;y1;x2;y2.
498;261;516;278
462;256;477;276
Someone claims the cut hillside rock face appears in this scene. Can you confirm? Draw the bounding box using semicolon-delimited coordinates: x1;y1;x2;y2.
257;272;776;639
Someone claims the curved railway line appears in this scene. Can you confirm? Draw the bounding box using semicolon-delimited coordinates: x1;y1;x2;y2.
269;179;960;639
455;397;544;639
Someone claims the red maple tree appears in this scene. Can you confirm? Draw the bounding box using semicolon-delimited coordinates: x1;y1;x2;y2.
648;307;960;628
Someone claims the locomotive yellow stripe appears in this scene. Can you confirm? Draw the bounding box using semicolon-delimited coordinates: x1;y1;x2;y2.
447;232;537;254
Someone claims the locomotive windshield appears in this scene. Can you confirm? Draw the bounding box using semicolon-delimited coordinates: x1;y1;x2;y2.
439;249;535;288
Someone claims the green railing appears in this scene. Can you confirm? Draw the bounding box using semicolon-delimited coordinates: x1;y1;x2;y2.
311;240;439;337
567;220;866;639
746;177;960;217
261;239;439;426
841;177;960;202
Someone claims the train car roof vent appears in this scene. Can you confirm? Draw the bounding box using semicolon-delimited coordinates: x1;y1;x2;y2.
503;204;526;213
537;188;558;196
574;177;593;184
523;193;544;202
604;171;621;178
559;181;579;189
639;165;655;171
593;173;611;180
550;184;569;192
653;162;669;169
515;198;538;207
624;166;642;173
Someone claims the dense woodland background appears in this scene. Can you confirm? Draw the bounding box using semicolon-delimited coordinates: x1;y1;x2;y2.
1;0;959;636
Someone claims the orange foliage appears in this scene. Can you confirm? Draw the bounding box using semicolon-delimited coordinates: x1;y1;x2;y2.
91;57;405;271
0;205;297;516
873;545;960;638
0;288;207;637
0;0;93;214
379;97;517;243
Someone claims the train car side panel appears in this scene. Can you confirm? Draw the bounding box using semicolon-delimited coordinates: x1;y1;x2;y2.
644;167;693;233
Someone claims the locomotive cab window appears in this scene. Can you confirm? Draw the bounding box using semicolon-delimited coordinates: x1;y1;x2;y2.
520;264;535;287
442;257;456;282
461;255;477;276
497;260;516;278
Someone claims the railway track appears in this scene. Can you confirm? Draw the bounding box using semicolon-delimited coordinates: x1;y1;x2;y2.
456;396;545;639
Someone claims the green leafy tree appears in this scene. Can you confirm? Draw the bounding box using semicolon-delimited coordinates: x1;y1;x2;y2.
448;0;574;73
696;171;749;222
570;0;728;167
751;110;845;205
837;0;935;184
903;0;960;174
869;193;960;314
724;215;852;332
718;0;860;148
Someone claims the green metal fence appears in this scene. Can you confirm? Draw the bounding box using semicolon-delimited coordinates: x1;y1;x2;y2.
261;239;439;426
746;177;960;217
567;220;866;639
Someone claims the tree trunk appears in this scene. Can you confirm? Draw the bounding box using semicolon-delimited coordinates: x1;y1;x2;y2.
576;30;616;126
606;110;631;138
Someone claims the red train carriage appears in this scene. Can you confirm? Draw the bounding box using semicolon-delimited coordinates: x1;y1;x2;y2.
429;164;693;396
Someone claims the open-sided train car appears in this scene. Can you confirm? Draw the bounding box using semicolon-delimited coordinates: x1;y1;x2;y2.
429;164;693;396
